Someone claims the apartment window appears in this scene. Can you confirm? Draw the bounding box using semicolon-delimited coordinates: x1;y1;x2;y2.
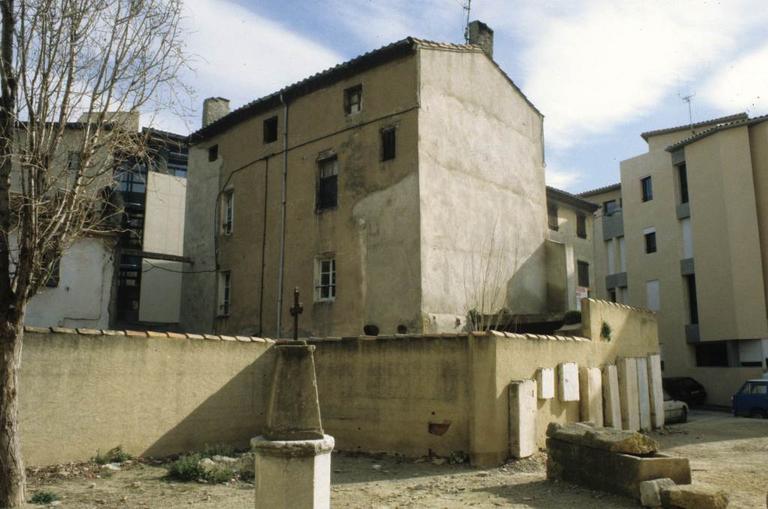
604;199;619;216
263;116;278;143
547;204;559;231
576;214;587;239
344;84;362;115
315;257;336;301
577;260;590;288
685;274;699;325
45;258;60;288
678;163;689;204
381;127;396;161
641;176;653;202
644;228;657;254
67;151;81;172
608;288;617;302
646;280;660;311
217;271;231;316
221;189;234;234
694;342;729;367
208;144;219;162
316;157;338;211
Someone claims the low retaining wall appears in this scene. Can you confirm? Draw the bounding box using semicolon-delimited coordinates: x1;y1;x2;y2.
19;299;660;466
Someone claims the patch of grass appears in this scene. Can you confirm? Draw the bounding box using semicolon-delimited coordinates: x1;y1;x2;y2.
166;453;204;481
94;445;132;465
30;490;59;504
201;443;236;458
205;466;234;484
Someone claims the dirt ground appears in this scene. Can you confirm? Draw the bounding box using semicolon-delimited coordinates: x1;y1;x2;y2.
20;410;768;509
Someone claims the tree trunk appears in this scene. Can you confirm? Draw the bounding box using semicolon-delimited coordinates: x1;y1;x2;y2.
0;318;25;509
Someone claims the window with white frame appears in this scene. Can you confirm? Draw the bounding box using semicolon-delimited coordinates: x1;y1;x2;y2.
221;189;234;234
218;271;231;316
315;257;336;301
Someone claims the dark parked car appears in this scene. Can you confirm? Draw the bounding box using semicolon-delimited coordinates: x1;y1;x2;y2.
662;377;707;406
732;379;768;418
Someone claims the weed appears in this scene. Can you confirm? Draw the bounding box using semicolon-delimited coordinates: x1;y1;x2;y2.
201;443;236;458
166;453;203;481
30;490;59;504
600;321;612;341
94;445;132;465
205;466;234;484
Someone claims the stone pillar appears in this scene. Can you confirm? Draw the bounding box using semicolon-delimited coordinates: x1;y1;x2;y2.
579;367;603;426
636;357;651;431
537;368;555;400
617;357;639;431
252;343;334;509
647;354;665;429
602;365;622;429
509;380;537;458
558;362;580;402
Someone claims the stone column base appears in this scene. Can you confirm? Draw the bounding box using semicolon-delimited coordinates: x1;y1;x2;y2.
251;434;335;509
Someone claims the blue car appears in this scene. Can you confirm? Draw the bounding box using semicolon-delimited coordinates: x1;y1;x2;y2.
732;379;768;418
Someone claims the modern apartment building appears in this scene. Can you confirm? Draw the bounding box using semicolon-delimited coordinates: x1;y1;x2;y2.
181;22;552;338
582;113;768;404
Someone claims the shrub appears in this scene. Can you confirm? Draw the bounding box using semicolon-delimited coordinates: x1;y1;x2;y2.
600;321;612;341
205;466;234;484
94;445;132;465
201;443;236;458
563;310;582;325
166;453;204;481
30;491;59;504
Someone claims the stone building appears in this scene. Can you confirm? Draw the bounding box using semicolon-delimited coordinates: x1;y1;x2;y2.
581;113;768;404
182;22;551;337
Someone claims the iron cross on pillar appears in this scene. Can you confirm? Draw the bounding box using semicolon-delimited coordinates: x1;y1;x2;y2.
289;287;303;341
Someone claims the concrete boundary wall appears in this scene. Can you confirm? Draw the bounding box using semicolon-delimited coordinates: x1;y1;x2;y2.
19;299;660;467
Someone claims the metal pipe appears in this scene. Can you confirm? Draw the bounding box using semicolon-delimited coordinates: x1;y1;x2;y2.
276;93;289;337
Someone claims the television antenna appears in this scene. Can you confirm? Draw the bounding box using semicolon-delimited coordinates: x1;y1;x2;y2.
463;0;472;43
680;93;695;127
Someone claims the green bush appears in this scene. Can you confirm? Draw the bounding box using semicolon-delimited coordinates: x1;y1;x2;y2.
30;491;59;504
563;310;582;325
94;445;132;465
201;443;236;458
205;466;234;484
167;453;204;481
601;321;612;341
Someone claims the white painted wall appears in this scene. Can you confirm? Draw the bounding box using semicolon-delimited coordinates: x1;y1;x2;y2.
646;280;660;311
26;237;114;329
139;172;186;323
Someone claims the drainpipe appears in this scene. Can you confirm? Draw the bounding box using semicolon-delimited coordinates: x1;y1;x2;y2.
276;93;289;337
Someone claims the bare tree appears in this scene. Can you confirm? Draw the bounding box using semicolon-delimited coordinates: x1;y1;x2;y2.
0;1;186;505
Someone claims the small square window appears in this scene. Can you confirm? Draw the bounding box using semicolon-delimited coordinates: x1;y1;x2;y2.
67;151;81;172
45;258;61;288
576;214;587;239
221;189;234;235
208;144;219;162
218;271;231;316
263;116;278;144
344;85;362;115
604;199;619;215
641;176;653;202
381;127;396;161
577;260;590;287
315;257;336;301
317;157;338;211
644;230;657;253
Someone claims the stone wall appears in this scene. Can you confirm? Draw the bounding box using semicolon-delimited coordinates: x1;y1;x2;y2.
19;300;660;466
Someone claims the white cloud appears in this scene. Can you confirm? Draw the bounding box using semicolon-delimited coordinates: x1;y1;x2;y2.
150;0;343;134
701;42;768;114
496;0;768;149
545;162;582;191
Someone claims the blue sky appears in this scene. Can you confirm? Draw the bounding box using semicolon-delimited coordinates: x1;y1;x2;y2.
163;0;768;193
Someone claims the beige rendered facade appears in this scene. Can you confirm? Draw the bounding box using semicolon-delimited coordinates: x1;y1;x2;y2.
582;114;768;404
182;26;550;337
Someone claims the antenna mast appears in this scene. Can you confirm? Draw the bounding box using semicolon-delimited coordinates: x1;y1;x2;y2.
680;93;695;127
463;0;472;43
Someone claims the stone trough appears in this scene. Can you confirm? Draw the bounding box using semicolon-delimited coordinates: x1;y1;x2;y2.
546;422;691;499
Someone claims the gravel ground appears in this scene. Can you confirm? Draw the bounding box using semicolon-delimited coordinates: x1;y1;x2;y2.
20;410;768;508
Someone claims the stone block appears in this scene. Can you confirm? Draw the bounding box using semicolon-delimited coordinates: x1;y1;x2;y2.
603;365;622;429
660;483;729;509
546;422;658;455
617;357;640;431
647;354;665;429
558;362;580;402
579;367;604;426
640;478;675;507
537;368;555;399
547;437;690;498
509;380;537;458
636;357;651;431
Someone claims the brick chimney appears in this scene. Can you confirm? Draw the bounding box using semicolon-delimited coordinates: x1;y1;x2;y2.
202;97;230;128
468;20;494;59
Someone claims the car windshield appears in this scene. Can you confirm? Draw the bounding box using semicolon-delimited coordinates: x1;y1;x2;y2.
749;383;767;395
